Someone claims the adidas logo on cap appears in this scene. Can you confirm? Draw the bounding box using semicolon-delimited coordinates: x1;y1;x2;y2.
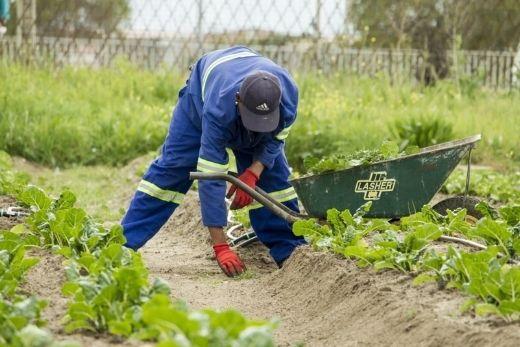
256;103;270;111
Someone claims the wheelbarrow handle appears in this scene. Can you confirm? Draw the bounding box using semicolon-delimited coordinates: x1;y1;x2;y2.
189;172;306;223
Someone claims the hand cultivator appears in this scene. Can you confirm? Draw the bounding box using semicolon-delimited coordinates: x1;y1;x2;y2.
191;135;485;249
0;206;29;218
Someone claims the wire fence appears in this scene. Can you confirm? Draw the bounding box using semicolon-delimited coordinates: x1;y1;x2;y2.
1;0;519;88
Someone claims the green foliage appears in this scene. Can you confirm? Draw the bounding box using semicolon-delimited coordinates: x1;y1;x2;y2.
17;187;125;257
391;116;454;149
9;172;276;345
1;158;275;345
303;140;408;175
135;294;275;345
61;245;169;335
348;0;520;51
294;202;390;254
0;232;39;297
0;61;180;167
0;231;49;346
2;66;519;170
232;208;252;229
0;161;78;346
0;151;30;196
428;246;520;320
286;73;520;172
35;0;131;37
0;297;49;346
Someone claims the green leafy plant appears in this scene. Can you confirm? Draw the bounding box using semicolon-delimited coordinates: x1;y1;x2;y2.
0;230;51;346
18;187;125;257
61;244;169;334
294;202;390;254
391;116;454;149
4;167;276;345
303;141;418;175
0;232;39;297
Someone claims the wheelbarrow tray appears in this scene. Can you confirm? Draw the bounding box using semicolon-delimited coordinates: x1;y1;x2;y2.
290;135;481;219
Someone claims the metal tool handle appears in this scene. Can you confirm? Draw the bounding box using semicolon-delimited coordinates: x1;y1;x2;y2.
0;207;29;218
189;172;307;223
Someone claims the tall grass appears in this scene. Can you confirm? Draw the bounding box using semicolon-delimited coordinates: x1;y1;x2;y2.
0;60;181;166
1;62;518;169
288;72;519;170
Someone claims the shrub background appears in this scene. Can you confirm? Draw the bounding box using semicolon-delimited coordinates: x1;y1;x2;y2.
1;61;518;170
0;60;180;166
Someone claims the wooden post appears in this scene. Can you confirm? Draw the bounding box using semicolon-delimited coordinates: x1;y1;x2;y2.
15;0;36;61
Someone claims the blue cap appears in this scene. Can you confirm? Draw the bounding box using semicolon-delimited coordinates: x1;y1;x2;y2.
238;71;281;133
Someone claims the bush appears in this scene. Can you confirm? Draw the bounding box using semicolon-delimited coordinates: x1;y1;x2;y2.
287;72;519;172
1;63;519;170
391;116;454;149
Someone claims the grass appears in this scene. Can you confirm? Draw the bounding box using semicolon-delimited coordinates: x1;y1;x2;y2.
288;72;520;171
13;153;155;222
1;61;518;171
0;60;181;167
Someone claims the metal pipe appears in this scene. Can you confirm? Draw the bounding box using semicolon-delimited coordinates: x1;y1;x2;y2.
190;172;300;223
464;147;473;202
438;235;487;250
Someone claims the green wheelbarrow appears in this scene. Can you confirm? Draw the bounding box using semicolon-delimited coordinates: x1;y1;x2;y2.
190;134;485;249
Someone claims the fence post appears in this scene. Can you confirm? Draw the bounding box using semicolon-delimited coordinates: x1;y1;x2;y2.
513;43;520;88
196;0;203;52
15;0;37;62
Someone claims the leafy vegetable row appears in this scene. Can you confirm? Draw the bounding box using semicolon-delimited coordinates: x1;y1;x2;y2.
293;202;520;321
1;161;76;346
1;153;276;346
19;186;276;346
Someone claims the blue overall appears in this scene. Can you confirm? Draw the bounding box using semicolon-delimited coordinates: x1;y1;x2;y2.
122;46;306;264
0;0;10;22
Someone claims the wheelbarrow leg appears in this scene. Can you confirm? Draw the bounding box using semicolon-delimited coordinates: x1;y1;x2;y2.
464;147;473;204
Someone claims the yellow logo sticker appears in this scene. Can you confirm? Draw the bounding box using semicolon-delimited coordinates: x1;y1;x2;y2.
355;171;396;200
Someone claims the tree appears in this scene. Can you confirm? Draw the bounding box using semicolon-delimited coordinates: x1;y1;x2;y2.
7;0;131;37
452;1;520;50
348;0;520;82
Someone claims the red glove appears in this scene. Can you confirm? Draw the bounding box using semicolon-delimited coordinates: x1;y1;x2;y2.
226;169;259;210
213;243;246;277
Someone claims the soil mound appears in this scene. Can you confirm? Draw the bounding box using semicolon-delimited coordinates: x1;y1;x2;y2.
270;247;520;346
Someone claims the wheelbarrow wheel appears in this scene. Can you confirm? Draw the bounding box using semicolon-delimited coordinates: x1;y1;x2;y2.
432;195;486;222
